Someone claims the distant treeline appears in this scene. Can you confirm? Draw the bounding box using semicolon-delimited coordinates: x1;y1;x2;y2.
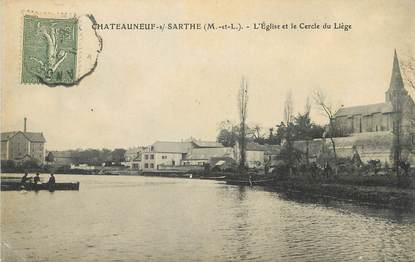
45;148;127;166
216;112;337;147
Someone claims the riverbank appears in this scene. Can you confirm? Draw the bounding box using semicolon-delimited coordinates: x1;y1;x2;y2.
267;179;415;210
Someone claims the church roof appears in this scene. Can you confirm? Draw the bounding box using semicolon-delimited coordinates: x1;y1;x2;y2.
335;102;393;117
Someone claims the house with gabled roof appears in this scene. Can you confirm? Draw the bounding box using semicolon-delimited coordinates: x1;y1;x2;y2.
1;118;46;164
182;147;234;166
141;141;193;171
141;139;226;171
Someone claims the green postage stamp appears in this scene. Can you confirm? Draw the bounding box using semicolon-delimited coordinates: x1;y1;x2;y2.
22;15;78;85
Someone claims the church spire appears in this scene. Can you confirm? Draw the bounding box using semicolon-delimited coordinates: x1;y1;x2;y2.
389;49;405;91
385;50;406;102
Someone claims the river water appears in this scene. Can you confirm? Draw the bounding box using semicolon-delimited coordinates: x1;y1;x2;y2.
1;174;415;261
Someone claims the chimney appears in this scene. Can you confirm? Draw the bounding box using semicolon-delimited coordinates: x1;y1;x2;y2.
24;117;27;133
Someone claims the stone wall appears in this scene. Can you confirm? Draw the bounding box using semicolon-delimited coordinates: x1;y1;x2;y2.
292;131;415;166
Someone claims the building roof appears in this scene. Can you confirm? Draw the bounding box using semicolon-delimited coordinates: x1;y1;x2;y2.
192;140;224;148
152;141;193;153
1;132;16;141
1;131;46;142
186;147;233;160
335;102;393;117
24;132;46;142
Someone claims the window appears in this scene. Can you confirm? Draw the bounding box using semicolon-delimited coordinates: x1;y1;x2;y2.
150;163;154;168
144;163;148;168
145;154;149;160
150;154;154;160
162;155;167;159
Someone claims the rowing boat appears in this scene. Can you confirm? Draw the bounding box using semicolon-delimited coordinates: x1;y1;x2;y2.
1;181;80;191
200;176;227;180
225;178;275;186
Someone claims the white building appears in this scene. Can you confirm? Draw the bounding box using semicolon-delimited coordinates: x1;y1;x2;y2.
141;141;193;171
141;139;226;171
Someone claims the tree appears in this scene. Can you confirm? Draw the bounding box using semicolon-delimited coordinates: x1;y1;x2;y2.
292;113;324;140
238;77;249;170
276;121;300;176
267;128;281;145
1;160;16;169
112;148;127;163
292;112;324;163
100;149;112;163
250;124;267;144
217;120;239;147
21;159;40;169
283;90;294;124
313;89;340;173
45;152;55;163
71;148;112;166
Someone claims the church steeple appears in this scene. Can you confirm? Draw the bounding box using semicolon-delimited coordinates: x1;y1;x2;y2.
385;50;406;102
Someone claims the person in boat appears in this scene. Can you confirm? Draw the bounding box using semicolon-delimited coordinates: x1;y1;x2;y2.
33;173;41;184
48;173;56;185
21;173;32;184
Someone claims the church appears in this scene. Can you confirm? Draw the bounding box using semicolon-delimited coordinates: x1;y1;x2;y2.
334;51;415;137
293;51;415;166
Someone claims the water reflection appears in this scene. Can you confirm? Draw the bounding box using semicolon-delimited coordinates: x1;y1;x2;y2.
1;175;415;261
262;187;415;224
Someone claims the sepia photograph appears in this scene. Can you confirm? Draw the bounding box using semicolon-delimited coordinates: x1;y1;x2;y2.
1;0;415;261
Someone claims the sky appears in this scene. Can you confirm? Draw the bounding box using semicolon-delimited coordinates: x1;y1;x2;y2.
2;0;415;150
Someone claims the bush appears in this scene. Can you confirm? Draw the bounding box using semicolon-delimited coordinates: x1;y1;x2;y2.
1;160;16;169
21;159;40;169
272;163;291;179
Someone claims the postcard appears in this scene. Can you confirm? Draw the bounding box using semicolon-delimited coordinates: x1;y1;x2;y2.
1;0;414;261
